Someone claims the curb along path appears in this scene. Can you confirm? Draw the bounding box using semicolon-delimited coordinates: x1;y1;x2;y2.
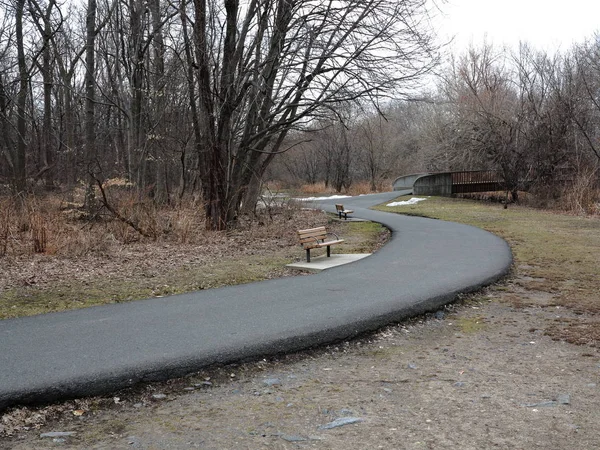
0;192;512;411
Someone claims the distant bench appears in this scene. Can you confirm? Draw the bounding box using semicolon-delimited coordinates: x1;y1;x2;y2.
297;226;344;262
335;204;354;220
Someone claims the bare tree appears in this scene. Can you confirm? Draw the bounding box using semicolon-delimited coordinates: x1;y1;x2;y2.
570;37;600;164
14;0;28;197
0;0;439;216
83;0;97;210
190;0;439;229
0;14;16;185
27;0;64;188
355;113;398;191
440;44;532;199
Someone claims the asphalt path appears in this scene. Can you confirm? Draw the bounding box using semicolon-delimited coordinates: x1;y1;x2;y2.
0;192;512;411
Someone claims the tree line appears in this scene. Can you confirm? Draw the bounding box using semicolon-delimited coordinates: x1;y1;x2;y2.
0;0;438;229
1;1;599;230
273;39;600;208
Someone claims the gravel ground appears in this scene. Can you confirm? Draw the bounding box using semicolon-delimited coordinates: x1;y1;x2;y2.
2;275;599;450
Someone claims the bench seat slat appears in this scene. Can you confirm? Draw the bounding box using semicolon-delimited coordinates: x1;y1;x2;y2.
302;239;344;249
296;226;344;262
298;227;326;235
298;232;327;240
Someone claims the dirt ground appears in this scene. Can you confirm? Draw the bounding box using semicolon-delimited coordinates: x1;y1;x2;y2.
1;197;599;449
0;207;390;319
1;272;599;450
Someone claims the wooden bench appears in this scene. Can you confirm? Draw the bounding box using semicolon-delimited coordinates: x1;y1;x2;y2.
297;226;344;262
335;204;354;220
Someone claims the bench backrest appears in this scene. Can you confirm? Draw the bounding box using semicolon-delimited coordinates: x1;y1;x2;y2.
297;226;327;247
335;204;344;211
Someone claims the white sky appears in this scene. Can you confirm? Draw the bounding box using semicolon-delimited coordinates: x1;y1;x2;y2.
434;0;600;54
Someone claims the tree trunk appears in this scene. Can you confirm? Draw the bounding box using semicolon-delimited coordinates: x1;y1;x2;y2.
128;0;146;191
180;0;201;200
149;0;167;203
39;0;57;189
84;0;97;211
0;74;15;176
240;172;262;215
203;144;230;230
14;0;28;197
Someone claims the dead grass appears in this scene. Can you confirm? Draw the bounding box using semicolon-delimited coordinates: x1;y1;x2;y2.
376;195;600;345
347;180;393;196
2;193;599;446
376;195;600;312
0;192;389;320
298;182;336;195
297;180;393;196
557;170;600;215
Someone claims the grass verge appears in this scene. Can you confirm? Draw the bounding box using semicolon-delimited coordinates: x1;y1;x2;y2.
375;195;600;314
0;218;388;320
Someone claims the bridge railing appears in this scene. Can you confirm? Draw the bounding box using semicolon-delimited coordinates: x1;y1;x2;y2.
451;170;500;184
413;170;505;195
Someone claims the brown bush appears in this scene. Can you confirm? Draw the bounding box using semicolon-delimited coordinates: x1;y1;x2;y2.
557;169;600;215
0;188;328;260
30;213;47;253
299;182;335;195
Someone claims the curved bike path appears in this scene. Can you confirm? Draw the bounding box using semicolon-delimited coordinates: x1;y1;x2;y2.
0;192;512;411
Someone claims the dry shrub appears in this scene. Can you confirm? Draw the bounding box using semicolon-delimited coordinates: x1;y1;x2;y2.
30;213;47;253
347;181;373;196
0;185;333;260
0;192;126;258
172;212;195;244
459;191;528;204
558;169;600;215
98;186;160;240
0;197;56;256
299;182;334;195
52;221;112;257
0;198;11;256
160;200;206;244
299;179;393;197
32;196;114;256
375;178;394;192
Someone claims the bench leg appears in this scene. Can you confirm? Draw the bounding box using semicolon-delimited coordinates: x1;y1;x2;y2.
344;213;347;220
327;245;331;257
306;248;311;263
338;211;342;219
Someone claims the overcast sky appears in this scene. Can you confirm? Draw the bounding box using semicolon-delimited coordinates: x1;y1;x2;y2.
434;0;600;54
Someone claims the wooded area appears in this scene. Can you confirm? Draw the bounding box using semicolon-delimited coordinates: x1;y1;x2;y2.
275;40;600;210
1;0;599;230
0;0;437;229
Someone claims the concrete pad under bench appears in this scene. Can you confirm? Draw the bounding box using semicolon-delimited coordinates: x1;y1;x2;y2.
286;253;371;272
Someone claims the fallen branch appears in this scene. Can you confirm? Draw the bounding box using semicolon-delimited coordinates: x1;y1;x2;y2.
93;176;154;239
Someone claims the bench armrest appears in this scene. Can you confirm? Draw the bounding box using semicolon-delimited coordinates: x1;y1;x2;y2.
302;236;322;246
326;231;340;240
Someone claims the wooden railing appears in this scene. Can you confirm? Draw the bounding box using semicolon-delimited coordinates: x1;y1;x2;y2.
450;170;504;194
413;170;505;195
411;168;578;196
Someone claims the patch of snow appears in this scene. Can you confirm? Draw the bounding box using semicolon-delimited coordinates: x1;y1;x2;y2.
295;195;352;201
386;197;427;207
